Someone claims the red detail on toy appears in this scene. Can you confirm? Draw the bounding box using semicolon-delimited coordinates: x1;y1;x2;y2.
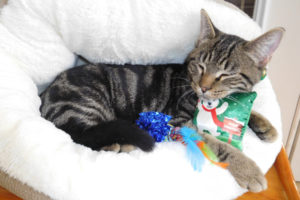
169;127;183;142
202;105;244;144
202;105;224;128
222;118;243;143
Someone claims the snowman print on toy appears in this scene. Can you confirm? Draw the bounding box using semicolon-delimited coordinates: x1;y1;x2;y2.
193;93;256;150
195;99;229;137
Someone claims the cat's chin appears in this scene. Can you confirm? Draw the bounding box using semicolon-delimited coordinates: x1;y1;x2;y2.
198;95;218;101
199;93;229;100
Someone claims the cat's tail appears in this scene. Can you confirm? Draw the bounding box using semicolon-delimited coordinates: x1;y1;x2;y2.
68;119;155;152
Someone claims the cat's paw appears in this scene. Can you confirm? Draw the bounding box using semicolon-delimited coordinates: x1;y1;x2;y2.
101;144;137;153
229;156;267;192
101;143;121;152
120;144;136;153
249;111;278;142
235;169;267;193
255;126;278;142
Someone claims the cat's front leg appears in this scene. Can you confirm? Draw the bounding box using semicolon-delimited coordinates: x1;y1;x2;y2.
249;110;278;142
202;133;267;192
182;120;266;192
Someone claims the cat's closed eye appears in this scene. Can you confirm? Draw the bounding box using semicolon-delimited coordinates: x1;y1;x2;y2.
216;74;229;81
198;64;205;72
189;62;204;75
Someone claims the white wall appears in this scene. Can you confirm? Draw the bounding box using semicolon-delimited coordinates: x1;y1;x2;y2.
259;0;300;181
259;0;300;145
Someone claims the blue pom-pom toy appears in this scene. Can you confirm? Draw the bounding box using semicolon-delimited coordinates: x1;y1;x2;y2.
136;111;172;142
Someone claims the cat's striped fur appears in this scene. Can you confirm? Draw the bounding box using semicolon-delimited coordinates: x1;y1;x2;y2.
40;10;284;192
40;64;198;151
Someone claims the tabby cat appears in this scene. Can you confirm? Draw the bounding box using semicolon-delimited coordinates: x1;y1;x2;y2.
40;10;284;192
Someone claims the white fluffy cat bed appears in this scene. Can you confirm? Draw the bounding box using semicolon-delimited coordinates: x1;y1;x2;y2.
0;0;283;200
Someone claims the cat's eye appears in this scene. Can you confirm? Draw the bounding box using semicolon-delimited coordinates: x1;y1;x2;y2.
197;64;205;70
216;74;228;81
197;64;205;75
189;62;204;75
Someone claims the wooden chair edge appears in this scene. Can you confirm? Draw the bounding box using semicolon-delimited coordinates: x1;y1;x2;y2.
274;146;300;200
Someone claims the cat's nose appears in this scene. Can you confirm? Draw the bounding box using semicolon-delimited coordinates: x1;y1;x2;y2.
201;87;210;93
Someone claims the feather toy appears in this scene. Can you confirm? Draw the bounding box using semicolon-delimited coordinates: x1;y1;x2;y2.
179;127;205;171
197;141;229;169
179;127;228;171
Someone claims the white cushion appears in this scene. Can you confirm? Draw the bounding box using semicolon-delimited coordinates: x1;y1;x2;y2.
0;0;282;199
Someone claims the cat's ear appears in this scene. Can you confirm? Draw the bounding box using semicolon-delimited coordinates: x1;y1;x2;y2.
196;9;218;47
244;27;285;68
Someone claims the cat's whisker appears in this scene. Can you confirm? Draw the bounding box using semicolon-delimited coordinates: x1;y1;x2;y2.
225;96;247;109
171;77;190;83
176;89;194;110
171;85;191;89
225;96;240;104
186;90;196;102
226;95;242;103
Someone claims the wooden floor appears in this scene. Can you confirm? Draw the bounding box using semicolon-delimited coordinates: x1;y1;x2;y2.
0;165;298;200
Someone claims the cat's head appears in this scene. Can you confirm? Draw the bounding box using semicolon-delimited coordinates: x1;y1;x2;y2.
187;9;284;100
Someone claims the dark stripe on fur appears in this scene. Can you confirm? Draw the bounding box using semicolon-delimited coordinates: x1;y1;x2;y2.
240;73;254;85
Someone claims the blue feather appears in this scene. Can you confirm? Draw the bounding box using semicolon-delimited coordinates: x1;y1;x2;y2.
180;127;205;171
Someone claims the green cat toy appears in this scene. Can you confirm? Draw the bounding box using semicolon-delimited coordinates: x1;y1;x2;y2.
193;92;257;150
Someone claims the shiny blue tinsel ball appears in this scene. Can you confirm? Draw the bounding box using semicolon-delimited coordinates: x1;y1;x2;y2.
136;112;172;142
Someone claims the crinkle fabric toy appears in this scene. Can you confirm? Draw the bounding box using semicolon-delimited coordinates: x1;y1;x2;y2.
193;92;257;150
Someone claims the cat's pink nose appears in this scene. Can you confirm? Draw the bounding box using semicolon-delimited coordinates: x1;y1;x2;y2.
201;87;209;93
